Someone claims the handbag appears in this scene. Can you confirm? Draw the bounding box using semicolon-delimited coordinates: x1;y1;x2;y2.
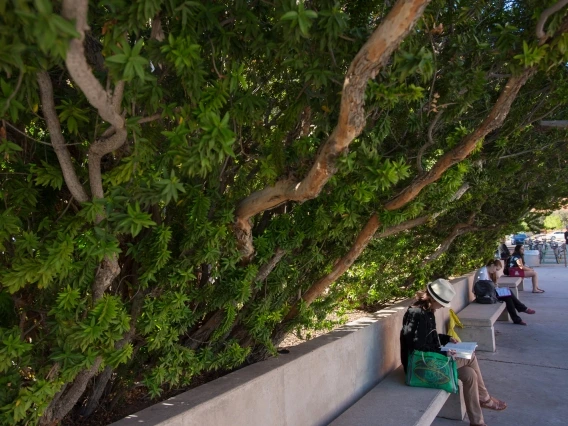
508;266;525;278
405;350;459;393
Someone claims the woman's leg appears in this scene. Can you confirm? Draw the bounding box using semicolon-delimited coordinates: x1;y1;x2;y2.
523;269;541;292
457;354;489;424
457;365;485;425
509;293;528;312
500;297;522;323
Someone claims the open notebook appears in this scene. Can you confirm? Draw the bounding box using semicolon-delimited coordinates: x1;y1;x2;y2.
440;342;478;359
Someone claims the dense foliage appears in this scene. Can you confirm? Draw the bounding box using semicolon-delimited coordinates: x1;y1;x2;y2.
1;0;568;424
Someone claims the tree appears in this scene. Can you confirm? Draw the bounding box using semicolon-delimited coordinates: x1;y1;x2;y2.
544;213;563;229
2;0;568;424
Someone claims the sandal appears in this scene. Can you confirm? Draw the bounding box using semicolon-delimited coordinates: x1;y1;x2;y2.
514;320;527;325
525;308;536;314
532;289;545;293
480;396;507;411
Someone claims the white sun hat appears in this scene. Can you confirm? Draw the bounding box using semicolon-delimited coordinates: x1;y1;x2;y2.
426;278;456;308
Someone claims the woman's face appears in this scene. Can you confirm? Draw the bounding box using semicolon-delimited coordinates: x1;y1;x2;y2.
487;263;503;278
430;299;444;311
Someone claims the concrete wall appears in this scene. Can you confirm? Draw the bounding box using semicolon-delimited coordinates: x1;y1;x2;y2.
112;274;476;426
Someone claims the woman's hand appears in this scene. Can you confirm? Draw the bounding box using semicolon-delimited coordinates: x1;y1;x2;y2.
449;337;458;343
447;349;457;360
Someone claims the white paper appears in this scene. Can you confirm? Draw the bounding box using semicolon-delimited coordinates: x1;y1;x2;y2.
440;342;478;359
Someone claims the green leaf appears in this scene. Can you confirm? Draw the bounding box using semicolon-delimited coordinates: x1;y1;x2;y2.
280;11;298;21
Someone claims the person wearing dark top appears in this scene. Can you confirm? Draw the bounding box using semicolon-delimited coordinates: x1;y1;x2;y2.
564;229;568;245
507;244;544;293
498;242;509;260
401;279;506;426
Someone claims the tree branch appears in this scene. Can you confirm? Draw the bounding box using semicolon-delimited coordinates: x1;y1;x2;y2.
285;174;469;319
421;223;497;266
138;113;162;124
421;214;476;266
499;139;566;159
62;0;128;201
284;214;381;320
1;69;24;116
39;357;103;426
536;0;568;43
539;120;568;128
416;110;444;172
374;215;430;239
88;128;128;199
255;247;286;282
385;67;536;212
233;0;432;263
36;71;89;203
61;0;124;129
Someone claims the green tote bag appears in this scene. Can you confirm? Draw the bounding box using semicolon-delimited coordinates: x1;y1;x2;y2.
405;350;459;394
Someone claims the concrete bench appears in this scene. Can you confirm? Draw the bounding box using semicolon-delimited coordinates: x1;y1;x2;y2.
457;302;507;352
497;276;522;298
329;365;465;426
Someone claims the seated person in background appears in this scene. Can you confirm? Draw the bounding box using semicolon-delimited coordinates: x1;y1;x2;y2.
507;244;544;293
401;279;507;426
498;242;510;260
476;260;535;326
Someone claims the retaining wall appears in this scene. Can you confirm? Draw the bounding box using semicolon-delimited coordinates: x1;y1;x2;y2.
112;273;476;426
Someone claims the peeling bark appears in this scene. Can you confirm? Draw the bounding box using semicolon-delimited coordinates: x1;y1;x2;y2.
92;255;121;303
234;0;432;263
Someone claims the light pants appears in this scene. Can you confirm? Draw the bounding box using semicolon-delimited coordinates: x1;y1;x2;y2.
457;354;489;425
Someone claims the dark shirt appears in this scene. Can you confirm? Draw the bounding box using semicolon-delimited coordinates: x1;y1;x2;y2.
499;244;510;260
508;254;523;269
400;306;451;372
564;231;568;242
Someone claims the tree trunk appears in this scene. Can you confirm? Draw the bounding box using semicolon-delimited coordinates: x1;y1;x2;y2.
233;0;433;262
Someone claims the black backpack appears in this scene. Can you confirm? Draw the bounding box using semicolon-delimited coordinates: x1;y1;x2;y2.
473;280;499;304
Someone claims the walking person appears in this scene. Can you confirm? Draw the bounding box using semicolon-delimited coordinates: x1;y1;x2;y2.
401;279;507;426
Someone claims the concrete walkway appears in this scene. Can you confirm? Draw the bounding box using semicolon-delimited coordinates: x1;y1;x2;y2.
432;265;568;426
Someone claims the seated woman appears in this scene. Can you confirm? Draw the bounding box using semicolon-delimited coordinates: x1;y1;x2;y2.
498;242;510;260
476;259;535;325
400;279;506;426
507;244;544;293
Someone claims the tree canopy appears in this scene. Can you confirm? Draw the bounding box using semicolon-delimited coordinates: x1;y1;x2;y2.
2;0;568;424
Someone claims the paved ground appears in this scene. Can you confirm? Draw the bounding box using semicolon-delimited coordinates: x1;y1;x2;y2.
432;264;568;426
